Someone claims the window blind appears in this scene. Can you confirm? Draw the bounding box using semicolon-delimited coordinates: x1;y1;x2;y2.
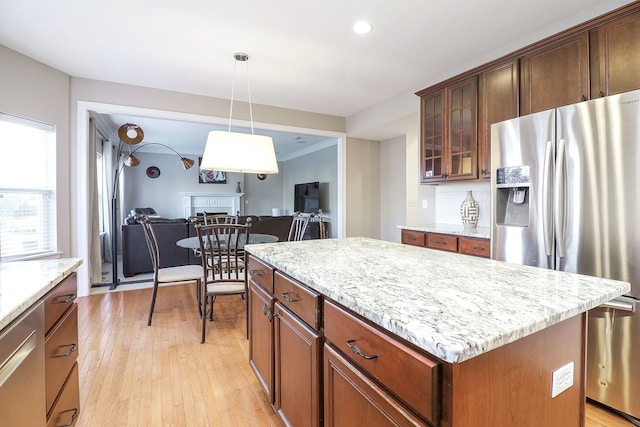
0;113;56;260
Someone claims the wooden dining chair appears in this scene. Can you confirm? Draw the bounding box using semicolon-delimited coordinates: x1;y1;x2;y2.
288;211;314;241
203;212;239;225
195;219;252;343
139;217;204;326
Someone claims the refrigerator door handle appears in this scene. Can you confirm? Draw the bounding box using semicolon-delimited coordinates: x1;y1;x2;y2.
542;140;554;257
554;138;567;259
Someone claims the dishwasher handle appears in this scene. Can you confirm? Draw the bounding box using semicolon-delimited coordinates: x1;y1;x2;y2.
599;297;636;313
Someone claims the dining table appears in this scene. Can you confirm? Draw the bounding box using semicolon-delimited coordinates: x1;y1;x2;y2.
176;233;279;250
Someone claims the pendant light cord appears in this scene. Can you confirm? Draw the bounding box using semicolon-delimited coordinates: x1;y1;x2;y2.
227;55;255;135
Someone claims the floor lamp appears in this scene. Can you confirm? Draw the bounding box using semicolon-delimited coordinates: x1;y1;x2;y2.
109;123;195;289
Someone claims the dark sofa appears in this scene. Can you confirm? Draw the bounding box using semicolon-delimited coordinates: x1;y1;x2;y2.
122;215;298;276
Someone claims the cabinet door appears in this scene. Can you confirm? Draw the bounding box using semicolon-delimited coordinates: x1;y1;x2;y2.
248;280;275;403
274;303;321;427
324;344;425;427
590;9;640;97
521;32;590;114
478;60;519;179
446;76;478;181
420;89;445;183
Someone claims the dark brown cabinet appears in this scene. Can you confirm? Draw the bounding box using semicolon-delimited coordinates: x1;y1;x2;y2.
590;9;640;97
478;60;519;178
248;278;275;403
420;76;478;183
520;33;590;115
401;229;490;259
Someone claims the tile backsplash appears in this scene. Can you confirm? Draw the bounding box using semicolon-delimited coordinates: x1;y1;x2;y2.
434;181;491;228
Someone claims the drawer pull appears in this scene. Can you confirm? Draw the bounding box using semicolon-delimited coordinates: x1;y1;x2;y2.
434;241;447;246
472;246;486;251
250;269;265;277
280;292;301;303
346;339;378;360
56;408;79;427
55;293;76;304
55;343;78;358
262;304;276;322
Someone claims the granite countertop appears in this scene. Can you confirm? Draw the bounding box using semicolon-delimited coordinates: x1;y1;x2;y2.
0;258;83;331
399;224;491;239
245;237;629;363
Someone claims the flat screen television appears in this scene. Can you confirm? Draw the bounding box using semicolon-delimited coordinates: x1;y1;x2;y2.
294;181;320;213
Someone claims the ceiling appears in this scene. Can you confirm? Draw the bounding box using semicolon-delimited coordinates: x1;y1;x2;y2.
0;0;634;158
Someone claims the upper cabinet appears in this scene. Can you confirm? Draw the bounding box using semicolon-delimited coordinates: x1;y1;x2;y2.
520;33;590;115
417;2;640;185
478;60;519;179
419;77;477;183
590;9;640;97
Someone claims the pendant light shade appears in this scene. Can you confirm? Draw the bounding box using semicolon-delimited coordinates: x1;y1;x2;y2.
201;53;279;175
201;131;278;174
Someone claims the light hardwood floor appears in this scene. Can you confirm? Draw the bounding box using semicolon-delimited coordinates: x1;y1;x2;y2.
76;283;635;427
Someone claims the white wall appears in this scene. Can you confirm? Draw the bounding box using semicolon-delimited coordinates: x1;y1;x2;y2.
380;135;406;243
345;137;380;238
0;44;72;257
434;181;491;228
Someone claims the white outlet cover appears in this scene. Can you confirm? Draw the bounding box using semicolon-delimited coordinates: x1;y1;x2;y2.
551;361;574;398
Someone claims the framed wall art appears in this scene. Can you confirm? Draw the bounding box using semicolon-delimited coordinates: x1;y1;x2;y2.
198;157;226;184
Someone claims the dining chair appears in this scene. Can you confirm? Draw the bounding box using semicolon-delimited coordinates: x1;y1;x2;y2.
203;212;239;225
288;211;314;241
139;216;204;326
195;219;252;343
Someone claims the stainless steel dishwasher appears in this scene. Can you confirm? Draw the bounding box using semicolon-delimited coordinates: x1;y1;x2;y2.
0;301;46;426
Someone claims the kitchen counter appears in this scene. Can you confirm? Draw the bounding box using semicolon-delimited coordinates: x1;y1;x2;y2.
0;258;83;331
399;224;490;239
245;237;629;363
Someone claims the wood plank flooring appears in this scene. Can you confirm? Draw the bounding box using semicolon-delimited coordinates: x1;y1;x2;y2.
76;283;635;427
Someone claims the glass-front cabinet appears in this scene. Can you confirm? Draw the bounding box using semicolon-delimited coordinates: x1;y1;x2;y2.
419;76;477;183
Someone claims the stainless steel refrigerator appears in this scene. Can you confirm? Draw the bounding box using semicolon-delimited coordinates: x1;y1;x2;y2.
491;89;640;422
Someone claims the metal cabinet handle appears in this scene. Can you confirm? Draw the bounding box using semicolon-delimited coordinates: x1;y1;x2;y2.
472;246;486;251
55;343;78;358
55;293;76;304
280;292;301;303
262;304;276;322
250;269;264;277
434;240;447;246
346;339;378;360
56;408;79;427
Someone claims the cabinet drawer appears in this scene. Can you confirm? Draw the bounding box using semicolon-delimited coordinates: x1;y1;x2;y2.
274;271;320;330
47;362;79;427
248;256;274;294
44;273;77;335
324;343;426;427
323;300;440;425
45;304;78;414
426;233;458;252
459;237;490;258
401;230;426;247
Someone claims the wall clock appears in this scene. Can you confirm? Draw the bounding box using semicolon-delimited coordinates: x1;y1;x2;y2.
146;166;161;178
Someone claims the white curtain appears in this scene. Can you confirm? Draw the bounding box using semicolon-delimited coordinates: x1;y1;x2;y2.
88;118;102;284
103;136;116;262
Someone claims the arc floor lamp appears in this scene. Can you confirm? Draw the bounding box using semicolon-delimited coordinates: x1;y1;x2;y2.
109;123;194;289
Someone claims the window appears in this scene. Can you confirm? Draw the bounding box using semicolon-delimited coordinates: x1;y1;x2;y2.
0;113;56;260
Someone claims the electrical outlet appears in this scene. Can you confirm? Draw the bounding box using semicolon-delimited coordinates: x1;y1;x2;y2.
551;362;574;398
422;199;428;209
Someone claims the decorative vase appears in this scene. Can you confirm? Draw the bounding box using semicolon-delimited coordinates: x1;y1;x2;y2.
460;191;479;229
236;182;242;193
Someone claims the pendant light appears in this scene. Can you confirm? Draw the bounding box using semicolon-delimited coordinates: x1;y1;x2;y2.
201;53;279;175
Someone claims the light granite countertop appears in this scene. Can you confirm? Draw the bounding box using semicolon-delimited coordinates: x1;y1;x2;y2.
0;258;83;331
245;237;629;363
399;224;491;239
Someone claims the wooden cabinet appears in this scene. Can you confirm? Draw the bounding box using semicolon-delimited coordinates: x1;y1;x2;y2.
44;273;79;426
420;76;478;183
248;257;322;426
520;32;590;115
590;9;640;97
323;344;426;427
248;260;275;403
401;229;490;259
478;60;519;178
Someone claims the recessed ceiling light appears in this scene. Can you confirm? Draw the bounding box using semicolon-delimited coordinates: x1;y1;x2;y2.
353;20;372;34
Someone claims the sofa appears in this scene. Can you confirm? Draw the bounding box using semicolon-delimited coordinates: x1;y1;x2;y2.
122;215;301;276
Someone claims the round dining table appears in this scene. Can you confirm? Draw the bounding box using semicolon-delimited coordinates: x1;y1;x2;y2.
176;233;279;249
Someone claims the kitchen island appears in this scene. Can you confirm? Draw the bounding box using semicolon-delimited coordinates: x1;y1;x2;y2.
245;237;629;427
